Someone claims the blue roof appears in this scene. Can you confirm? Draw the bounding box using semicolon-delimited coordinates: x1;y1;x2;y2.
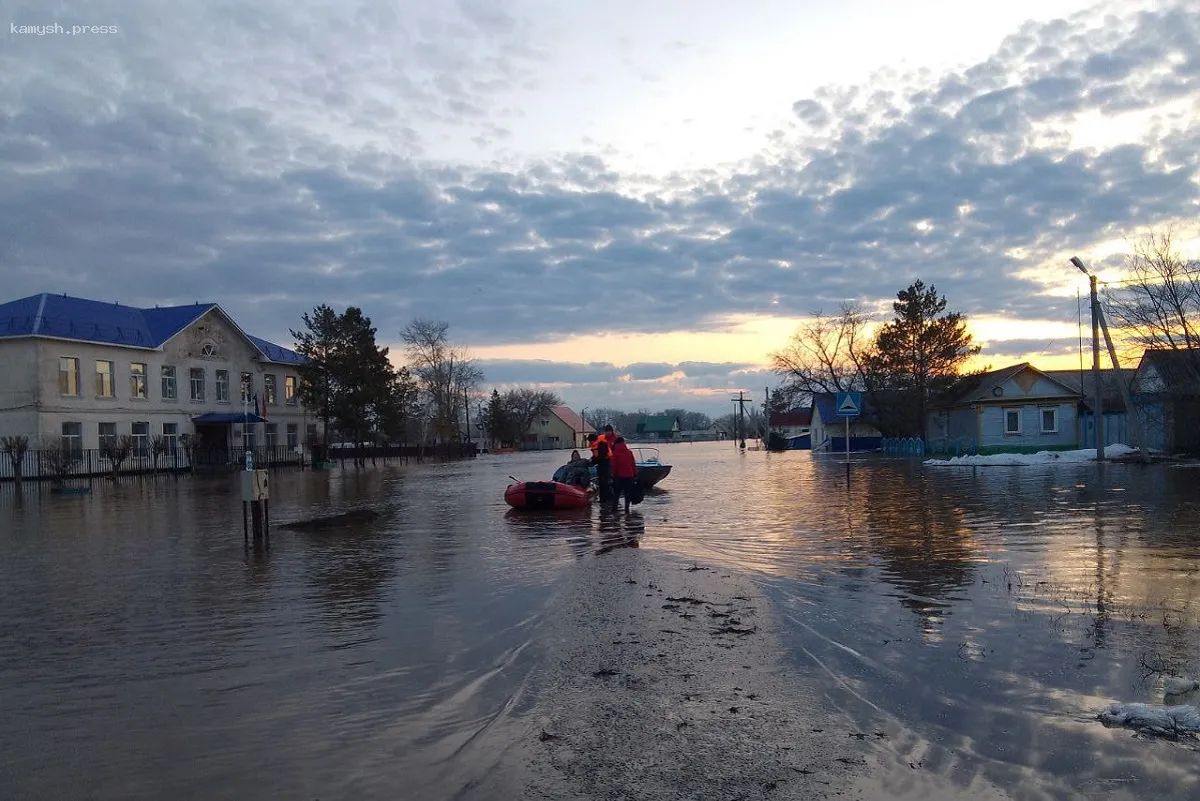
0;293;304;364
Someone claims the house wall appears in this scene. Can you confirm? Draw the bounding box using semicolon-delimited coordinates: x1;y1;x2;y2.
0;339;40;441
527;413;578;450
16;309;314;451
810;408;881;450
978;401;1077;449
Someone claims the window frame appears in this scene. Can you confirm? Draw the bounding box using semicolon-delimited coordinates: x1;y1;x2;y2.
129;362;147;399
189;367;206;402
95;360;115;398
1039;406;1059;434
161;365;177;400
284;375;298;406
264;374;277;405
1003;407;1022;435
59;357;81;396
61;421;83;456
215;370;230;403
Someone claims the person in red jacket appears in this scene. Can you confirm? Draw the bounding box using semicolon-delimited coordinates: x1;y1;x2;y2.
609;436;638;512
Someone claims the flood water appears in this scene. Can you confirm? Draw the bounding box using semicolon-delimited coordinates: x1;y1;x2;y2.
2;442;1199;800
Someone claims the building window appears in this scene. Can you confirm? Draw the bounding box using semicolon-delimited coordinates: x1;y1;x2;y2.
285;375;298;405
95;360;114;397
161;366;177;400
201;342;217;358
190;368;206;401
240;372;253;403
130;363;147;399
162;423;178;454
1040;407;1058;434
59;357;80;396
265;423;278;450
216;370;230;403
264;374;277;404
306;423;318;447
286;423;299;449
98;422;118;454
131;421;150;456
61;422;82;456
1004;408;1021;435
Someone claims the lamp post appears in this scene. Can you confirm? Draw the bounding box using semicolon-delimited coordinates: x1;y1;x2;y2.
580;407;588;450
1071;256;1103;462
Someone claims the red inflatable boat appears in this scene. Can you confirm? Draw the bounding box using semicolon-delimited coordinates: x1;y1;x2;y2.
504;480;590;510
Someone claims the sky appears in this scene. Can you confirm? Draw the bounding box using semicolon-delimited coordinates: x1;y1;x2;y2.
3;0;1199;417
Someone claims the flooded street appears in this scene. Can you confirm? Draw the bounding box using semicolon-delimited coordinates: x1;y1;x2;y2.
2;442;1198;799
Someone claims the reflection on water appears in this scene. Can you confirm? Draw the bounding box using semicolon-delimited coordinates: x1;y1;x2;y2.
2;444;1199;799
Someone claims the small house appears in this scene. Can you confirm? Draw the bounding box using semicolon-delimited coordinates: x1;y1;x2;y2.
524;405;594;450
1131;348;1200;455
769;408;813;449
635;414;681;440
926;363;1081;452
810;393;882;452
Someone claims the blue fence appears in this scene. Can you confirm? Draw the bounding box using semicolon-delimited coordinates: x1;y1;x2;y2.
880;437;925;457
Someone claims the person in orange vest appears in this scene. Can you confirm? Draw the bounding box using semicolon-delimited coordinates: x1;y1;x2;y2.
587;430;613;505
610;436;639;513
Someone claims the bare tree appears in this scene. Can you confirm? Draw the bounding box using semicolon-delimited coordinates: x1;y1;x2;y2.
0;435;29;483
103;435;135;479
770;303;872;402
39;435;80;487
401;319;483;446
1105;230;1200;376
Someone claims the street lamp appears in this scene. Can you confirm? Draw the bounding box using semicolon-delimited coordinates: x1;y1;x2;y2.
1071;256;1103;462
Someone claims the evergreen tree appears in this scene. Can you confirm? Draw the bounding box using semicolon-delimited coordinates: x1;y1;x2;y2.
864;280;980;439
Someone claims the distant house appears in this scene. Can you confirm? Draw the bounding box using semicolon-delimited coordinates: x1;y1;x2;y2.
523;405;594;450
1131;349;1200;455
810;393;882;452
636;414;681;440
769;408;812;449
927;363;1081;451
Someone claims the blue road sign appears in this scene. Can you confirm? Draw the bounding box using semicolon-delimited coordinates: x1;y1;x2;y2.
835;391;862;417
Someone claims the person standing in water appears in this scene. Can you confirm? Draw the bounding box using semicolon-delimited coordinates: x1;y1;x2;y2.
588;432;613;505
609;436;638;513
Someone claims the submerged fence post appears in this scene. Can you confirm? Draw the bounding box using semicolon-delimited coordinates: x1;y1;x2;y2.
241;469;270;551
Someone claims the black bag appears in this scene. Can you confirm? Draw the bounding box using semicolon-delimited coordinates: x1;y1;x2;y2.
628;480;644;505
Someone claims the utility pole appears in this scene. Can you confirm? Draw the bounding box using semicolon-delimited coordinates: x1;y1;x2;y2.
1071;257;1149;464
1072;258;1104;461
732;391;750;449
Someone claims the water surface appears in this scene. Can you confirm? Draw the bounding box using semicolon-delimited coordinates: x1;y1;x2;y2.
1;444;1197;799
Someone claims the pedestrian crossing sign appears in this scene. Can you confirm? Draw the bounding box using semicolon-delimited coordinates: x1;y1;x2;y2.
836;391;862;417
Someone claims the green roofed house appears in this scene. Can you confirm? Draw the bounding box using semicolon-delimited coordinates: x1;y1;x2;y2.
635;415;681;440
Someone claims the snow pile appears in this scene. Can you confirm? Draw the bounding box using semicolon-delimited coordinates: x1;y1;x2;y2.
925;444;1137;467
1098;703;1200;739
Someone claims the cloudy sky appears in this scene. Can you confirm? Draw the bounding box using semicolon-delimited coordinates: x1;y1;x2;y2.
3;0;1198;416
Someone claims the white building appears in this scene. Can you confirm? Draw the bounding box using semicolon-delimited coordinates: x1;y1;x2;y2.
0;293;321;467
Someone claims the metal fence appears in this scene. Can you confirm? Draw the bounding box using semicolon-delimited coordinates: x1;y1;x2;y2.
880;437;926;457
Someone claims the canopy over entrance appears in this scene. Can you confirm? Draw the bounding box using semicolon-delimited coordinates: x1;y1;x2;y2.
191;412;267;424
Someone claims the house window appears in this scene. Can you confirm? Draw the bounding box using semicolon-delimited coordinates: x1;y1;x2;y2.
59;357;80;396
161;366;177;400
190;368;206;401
201;342;217;358
98;422;118;454
130;363;147;399
306;423;318;446
265;423;278;450
162;423;178;454
264;374;277;405
240;372;252;403
95;360;114;397
131;421;149;456
286;423;299;449
1004;408;1021;435
61;422;82;456
285;375;298;405
1040;407;1058;434
216;370;230;402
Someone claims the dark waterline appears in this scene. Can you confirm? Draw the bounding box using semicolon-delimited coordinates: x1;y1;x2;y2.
2;444;1198;799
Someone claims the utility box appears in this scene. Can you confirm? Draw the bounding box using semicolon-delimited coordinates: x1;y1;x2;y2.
241;469;269;501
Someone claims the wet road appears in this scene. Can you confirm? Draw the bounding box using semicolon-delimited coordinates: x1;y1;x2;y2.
1;443;1198;799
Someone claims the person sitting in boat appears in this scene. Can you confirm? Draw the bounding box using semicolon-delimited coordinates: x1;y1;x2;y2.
553;450;593;488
